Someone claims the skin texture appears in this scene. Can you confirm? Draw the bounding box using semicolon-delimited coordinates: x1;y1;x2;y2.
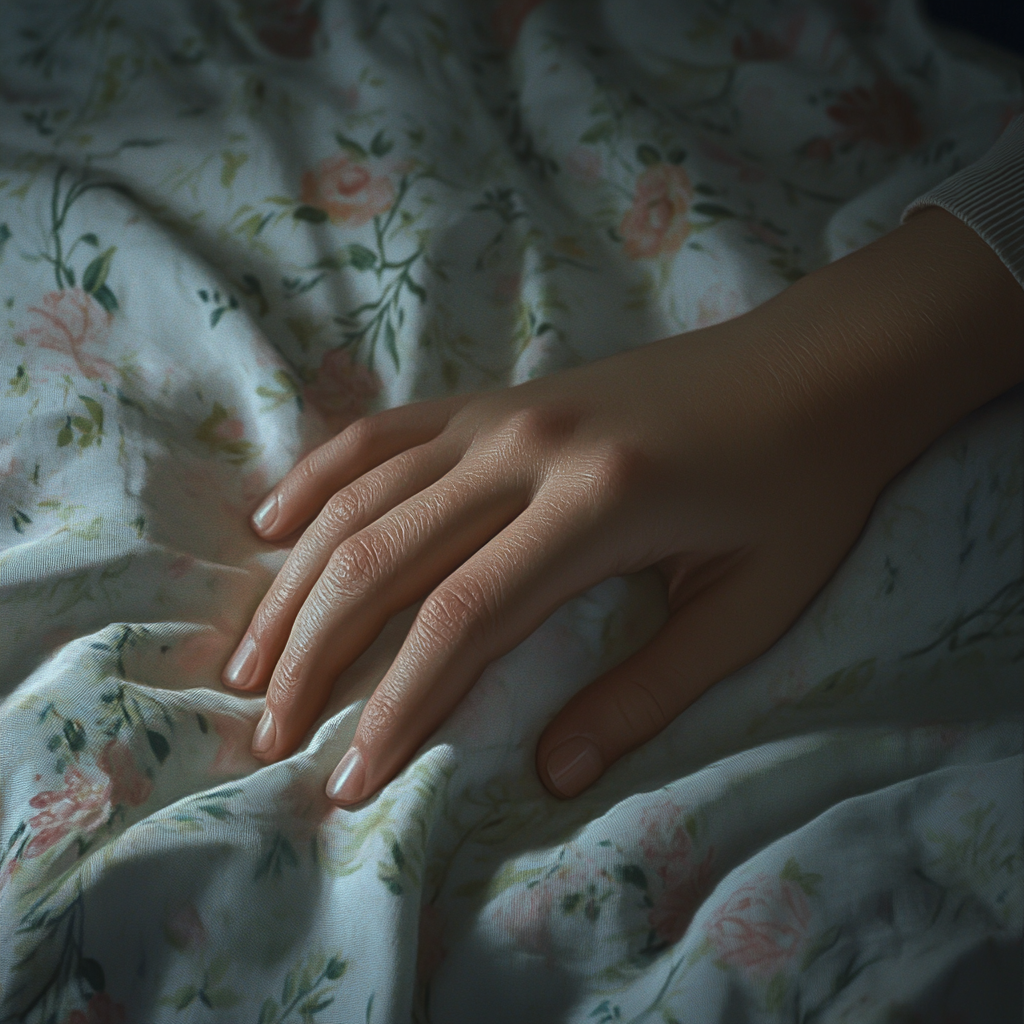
222;208;1024;804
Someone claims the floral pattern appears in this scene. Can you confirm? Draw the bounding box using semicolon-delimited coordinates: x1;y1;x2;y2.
0;0;1020;1021
299;156;396;227
303;348;381;431
25;767;112;858
708;875;811;975
620;164;694;259
25;289;114;381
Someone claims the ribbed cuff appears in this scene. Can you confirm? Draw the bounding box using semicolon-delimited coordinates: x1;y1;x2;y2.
903;115;1024;289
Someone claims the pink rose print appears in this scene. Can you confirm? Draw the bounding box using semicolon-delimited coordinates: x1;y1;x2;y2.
492;0;546;49
826;78;923;150
495;879;557;957
303;348;381;432
166;902;207;950
300;155;395;226
25;288;114;381
64;992;127;1024
564;146;602;183
708;875;811;975
25;767;112;858
97;740;153;808
649;850;715;944
639;801;715;944
243;0;322;59
732;11;806;62
619;164;693;259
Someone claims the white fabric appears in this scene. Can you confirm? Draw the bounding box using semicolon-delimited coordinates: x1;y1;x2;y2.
1;1;1021;1022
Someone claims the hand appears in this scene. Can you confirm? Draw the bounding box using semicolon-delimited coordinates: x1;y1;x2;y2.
222;208;1024;803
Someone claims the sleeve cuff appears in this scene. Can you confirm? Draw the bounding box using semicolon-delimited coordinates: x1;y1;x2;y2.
903;115;1024;289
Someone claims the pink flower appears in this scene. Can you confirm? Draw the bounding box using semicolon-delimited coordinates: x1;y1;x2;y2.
25;289;114;381
826;78;923;150
492;0;546;49
801;137;834;162
731;12;806;62
649;850;714;944
708;876;811;975
638;801;715;944
97;740;153;808
639;801;692;880
25;767;112;858
619;164;693;259
564;146;602;183
417;903;446;982
242;0;322;59
303;348;380;432
495;880;556;957
493;273;522;302
214;416;246;442
64;992;126;1024
300;156;395;226
166;903;207;950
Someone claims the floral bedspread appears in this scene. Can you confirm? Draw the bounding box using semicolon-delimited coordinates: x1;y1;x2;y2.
1;1;1021;1021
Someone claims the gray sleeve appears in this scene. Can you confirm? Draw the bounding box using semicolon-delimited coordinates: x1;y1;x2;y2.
902;115;1023;289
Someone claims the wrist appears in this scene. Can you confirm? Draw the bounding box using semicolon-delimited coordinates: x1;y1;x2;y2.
737;207;1024;494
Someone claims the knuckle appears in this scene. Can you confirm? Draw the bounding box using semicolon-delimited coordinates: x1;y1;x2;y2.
319;489;362;532
339;414;377;454
267;657;304;711
417;578;496;647
360;685;402;738
251;584;293;641
325;534;389;594
612;678;668;742
586;441;649;502
503;404;579;450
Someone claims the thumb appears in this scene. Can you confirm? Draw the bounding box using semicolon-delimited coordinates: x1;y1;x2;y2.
536;560;795;798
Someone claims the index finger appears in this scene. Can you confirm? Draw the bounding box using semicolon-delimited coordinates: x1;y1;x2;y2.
251;396;468;540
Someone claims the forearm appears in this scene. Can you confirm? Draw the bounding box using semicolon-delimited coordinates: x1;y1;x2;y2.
734;206;1024;494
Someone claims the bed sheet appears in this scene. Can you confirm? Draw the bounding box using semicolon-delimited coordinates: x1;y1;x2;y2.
0;1;1022;1021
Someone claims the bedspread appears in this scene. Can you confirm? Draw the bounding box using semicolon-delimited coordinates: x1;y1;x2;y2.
0;1;1022;1021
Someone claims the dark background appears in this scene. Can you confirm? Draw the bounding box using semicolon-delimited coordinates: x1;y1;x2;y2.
924;0;1024;59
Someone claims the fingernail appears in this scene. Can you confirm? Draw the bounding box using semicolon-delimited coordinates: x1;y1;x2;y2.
251;708;277;757
326;746;366;805
251;493;280;534
546;736;603;798
223;634;257;689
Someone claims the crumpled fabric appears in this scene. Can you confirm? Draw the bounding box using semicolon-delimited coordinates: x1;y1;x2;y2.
0;1;1021;1021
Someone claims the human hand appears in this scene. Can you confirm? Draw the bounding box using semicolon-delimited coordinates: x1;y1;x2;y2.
222;208;1024;803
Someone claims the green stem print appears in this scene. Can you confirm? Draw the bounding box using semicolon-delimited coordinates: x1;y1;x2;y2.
40;165;127;312
333;169;429;371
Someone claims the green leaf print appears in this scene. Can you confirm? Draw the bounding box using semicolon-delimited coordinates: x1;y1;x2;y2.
335;131;368;158
259;952;348;1023
195;402;262;464
293;204;328;223
6;364;28;396
256;370;301;411
369;129;393;157
780;857;822;897
147;729;170;762
220;149;249;187
82;246;116;295
691;202;736;219
636;144;661;166
347;243;377;271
